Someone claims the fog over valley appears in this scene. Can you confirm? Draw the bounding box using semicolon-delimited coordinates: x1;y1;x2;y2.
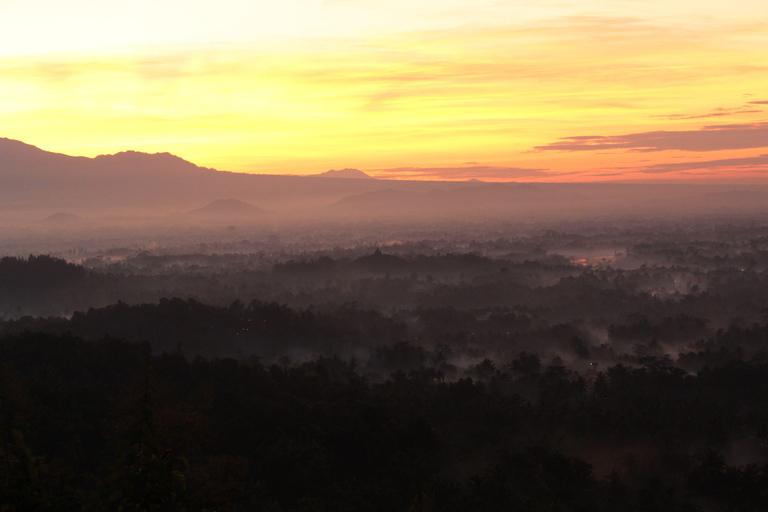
5;0;768;505
4;138;768;511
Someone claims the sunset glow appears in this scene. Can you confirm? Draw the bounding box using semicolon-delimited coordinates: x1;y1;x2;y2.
2;0;767;181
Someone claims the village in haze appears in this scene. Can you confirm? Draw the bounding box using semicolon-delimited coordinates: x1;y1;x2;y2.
3;0;768;510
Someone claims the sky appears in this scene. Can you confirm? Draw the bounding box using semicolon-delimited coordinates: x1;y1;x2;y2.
1;0;767;182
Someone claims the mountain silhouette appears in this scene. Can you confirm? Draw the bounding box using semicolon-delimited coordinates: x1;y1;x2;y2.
0;138;483;218
0;138;212;179
316;168;374;179
0;137;219;209
3;137;768;223
0;138;395;214
42;212;83;223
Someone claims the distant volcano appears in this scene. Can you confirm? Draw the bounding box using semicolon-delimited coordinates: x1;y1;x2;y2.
5;137;768;223
43;212;83;223
315;168;374;179
188;199;267;217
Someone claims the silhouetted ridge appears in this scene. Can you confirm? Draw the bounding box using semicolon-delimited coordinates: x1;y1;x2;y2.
5;136;768;220
91;150;216;176
43;212;82;223
0;137;57;155
0;137;88;172
95;150;201;166
0;137;214;180
316;168;374;179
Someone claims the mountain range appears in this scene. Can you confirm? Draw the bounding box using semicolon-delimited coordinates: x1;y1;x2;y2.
2;137;768;225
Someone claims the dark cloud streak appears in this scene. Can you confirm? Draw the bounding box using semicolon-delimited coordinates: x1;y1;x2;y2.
658;109;762;120
637;154;768;174
370;165;553;180
655;105;763;120
534;122;768;153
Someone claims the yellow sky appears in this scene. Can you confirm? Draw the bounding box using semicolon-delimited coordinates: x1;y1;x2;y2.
2;0;767;181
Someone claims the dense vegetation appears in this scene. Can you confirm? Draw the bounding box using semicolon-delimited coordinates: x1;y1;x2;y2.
3;331;768;511
3;224;768;510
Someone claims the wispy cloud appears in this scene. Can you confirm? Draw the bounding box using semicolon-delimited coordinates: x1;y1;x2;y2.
656;104;762;120
585;172;628;177
635;154;768;174
368;165;553;180
534;122;768;153
3;13;768;178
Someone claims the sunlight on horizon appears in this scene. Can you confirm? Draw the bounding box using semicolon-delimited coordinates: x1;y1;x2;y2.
1;0;767;181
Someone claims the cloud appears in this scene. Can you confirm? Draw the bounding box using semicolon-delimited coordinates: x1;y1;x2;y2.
5;15;768;176
585;172;628;177
749;101;768;105
656;105;763;120
635;154;768;174
368;165;553;180
534;122;768;153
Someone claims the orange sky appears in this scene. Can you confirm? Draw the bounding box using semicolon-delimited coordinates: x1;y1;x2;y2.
1;1;767;182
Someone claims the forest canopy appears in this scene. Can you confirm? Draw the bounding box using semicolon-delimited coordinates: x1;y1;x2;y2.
3;222;768;510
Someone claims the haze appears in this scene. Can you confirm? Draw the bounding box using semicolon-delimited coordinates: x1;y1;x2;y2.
4;2;768;510
3;138;768;255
